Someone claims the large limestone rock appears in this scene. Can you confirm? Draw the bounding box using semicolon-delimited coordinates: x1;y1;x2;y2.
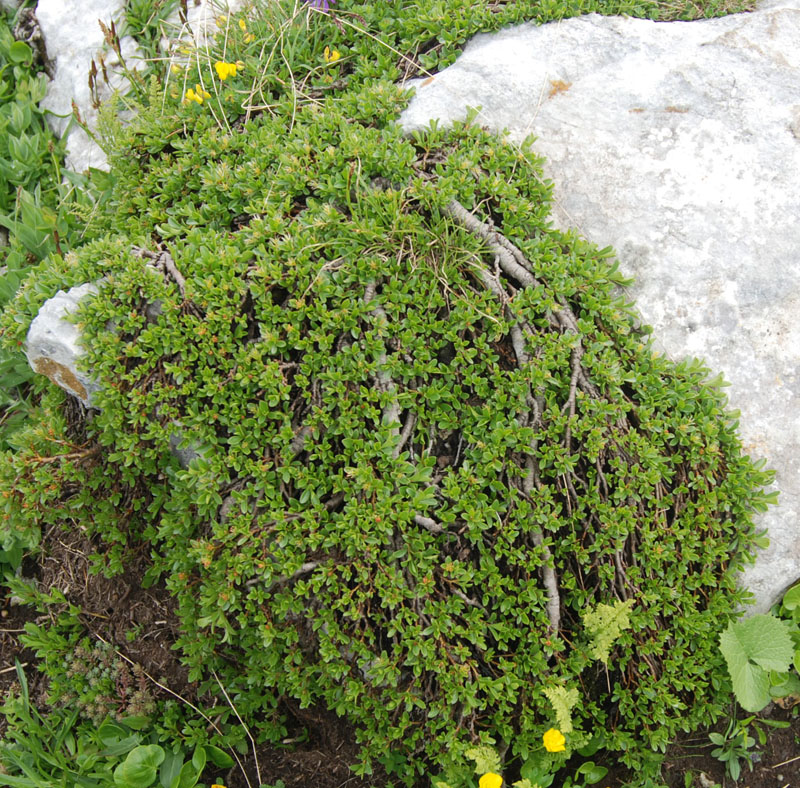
400;0;800;612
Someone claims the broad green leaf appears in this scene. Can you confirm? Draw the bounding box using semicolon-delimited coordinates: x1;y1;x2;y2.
720;615;793;672
204;744;235;769
576;762;609;784
119;715;152;731
98;734;142;757
159;752;183;788
719;615;794;711
174;760;199;788
782;583;800;611
114;745;165;788
731;664;771;711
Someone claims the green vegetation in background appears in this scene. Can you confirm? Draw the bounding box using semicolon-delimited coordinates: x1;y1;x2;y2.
0;0;184;454
121;0;182;81
0;660;235;788
0;14;67;448
0;0;777;786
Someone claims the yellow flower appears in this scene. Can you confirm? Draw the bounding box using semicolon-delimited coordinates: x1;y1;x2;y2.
170;62;182;74
542;728;566;753
479;774;503;788
216;15;227;27
184;83;211;105
211;785;227;788
323;46;341;63
214;61;238;80
238;17;254;42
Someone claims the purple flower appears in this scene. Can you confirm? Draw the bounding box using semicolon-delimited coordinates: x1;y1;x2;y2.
304;0;335;11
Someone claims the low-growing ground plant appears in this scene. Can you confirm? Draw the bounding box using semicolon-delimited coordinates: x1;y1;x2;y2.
720;581;800;713
0;662;234;788
0;0;780;786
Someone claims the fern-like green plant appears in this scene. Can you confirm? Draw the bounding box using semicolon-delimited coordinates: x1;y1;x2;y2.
583;599;635;666
543;686;579;734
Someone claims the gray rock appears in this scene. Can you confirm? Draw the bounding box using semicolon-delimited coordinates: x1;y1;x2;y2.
25;283;101;407
400;0;800;612
37;0;141;174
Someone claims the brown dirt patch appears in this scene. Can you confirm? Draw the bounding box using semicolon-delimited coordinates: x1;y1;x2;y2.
37;523;193;698
598;705;800;788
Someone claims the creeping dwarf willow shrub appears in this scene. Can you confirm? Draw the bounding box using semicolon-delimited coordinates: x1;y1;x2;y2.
0;5;774;781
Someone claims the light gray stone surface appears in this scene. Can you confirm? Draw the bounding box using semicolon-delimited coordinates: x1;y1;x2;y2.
37;0;139;174
25;283;101;407
400;0;800;612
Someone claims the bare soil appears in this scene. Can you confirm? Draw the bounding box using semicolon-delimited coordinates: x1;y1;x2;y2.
1;526;797;788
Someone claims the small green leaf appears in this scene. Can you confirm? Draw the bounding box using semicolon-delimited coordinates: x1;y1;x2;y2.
190;746;206;773
769;670;800;699
8;41;32;64
576;762;608;784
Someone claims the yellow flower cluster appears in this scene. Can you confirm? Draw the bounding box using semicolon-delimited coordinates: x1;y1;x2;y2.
323;46;340;63
239;18;255;43
214;61;238;81
184;83;210;105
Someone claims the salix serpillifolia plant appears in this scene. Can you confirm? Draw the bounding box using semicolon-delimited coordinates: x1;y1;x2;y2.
0;0;774;782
